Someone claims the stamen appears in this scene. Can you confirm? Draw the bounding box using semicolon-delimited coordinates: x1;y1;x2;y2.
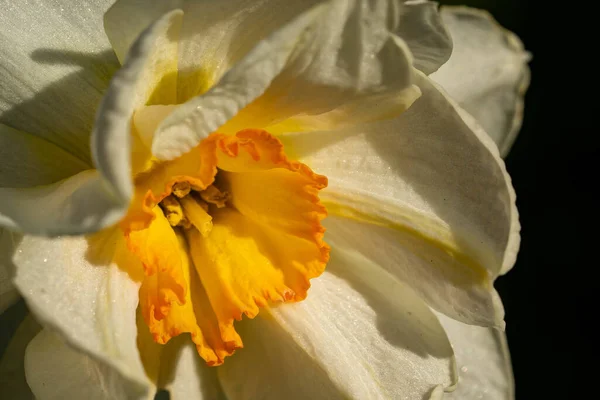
180;196;213;237
200;185;230;208
160;195;184;226
172;181;191;198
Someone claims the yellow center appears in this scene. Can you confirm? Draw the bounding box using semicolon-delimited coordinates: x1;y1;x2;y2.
119;129;329;366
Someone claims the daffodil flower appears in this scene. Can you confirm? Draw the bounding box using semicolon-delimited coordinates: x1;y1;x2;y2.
0;1;529;399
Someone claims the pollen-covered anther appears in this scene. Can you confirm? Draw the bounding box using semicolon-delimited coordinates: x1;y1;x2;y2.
160;195;184;226
172;181;191;198
200;184;230;208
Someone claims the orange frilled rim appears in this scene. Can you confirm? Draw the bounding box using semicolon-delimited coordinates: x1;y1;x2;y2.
121;129;329;366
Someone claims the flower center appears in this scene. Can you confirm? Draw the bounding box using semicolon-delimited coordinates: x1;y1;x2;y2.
120;129;329;366
159;181;229;236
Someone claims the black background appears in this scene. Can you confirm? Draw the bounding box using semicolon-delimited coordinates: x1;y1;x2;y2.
440;0;591;398
1;1;591;399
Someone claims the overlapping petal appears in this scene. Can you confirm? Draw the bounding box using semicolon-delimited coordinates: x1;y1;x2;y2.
219;249;456;399
12;231;152;398
0;315;40;400
431;7;530;156
437;313;514;400
396;0;453;74
280;71;518;326
158;336;227;400
0;0;116;163
0;9;184;235
0;228;21;313
24;329;146;400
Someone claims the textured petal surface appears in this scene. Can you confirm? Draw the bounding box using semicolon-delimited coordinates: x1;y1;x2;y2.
0;228;20;313
396;0;452;74
0;170;126;235
0;314;40;400
105;0;321;101
0;124;88;188
281;71;518;325
0;0;117;163
92;9;183;205
438;313;514;400
13;232;152;398
151;3;323;159
158;336;227;400
218;249;456;400
218;0;417;136
0;11;184;235
431;7;530;156
25;329;151;400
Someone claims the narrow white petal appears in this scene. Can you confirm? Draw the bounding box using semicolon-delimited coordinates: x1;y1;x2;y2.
396;0;453;74
0;315;40;399
25;329;152;400
431;7;530;156
0;228;20;313
159;336;226;400
0;0;117;162
13;232;152;398
218;249;456;400
281;71;519;324
92;9;183;203
437;313;514;400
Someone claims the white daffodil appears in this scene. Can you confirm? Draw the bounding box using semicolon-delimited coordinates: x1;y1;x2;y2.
0;1;529;399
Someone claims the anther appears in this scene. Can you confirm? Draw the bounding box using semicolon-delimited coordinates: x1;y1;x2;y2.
200;185;230;208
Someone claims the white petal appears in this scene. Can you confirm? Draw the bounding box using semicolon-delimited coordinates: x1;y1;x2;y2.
0;0;117;162
105;0;320;99
0;170;125;235
396;0;453;74
104;0;183;64
13;231;152;398
220;0;415;132
281;71;519;324
152;3;325;159
0;124;89;188
92;9;183;203
1;10;184;235
0;228;20;313
431;7;530;157
25;329;152;400
159;336;226;400
153;0;417;159
0;315;40;399
218;249;456;400
437;313;514;400
324;215;504;328
0;124;112;236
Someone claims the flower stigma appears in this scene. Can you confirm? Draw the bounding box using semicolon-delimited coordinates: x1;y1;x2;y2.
118;129;329;366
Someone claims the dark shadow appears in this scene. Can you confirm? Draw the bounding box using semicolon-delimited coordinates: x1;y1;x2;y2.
0;300;28;361
0;228;25;360
154;389;170;400
0;49;120;166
